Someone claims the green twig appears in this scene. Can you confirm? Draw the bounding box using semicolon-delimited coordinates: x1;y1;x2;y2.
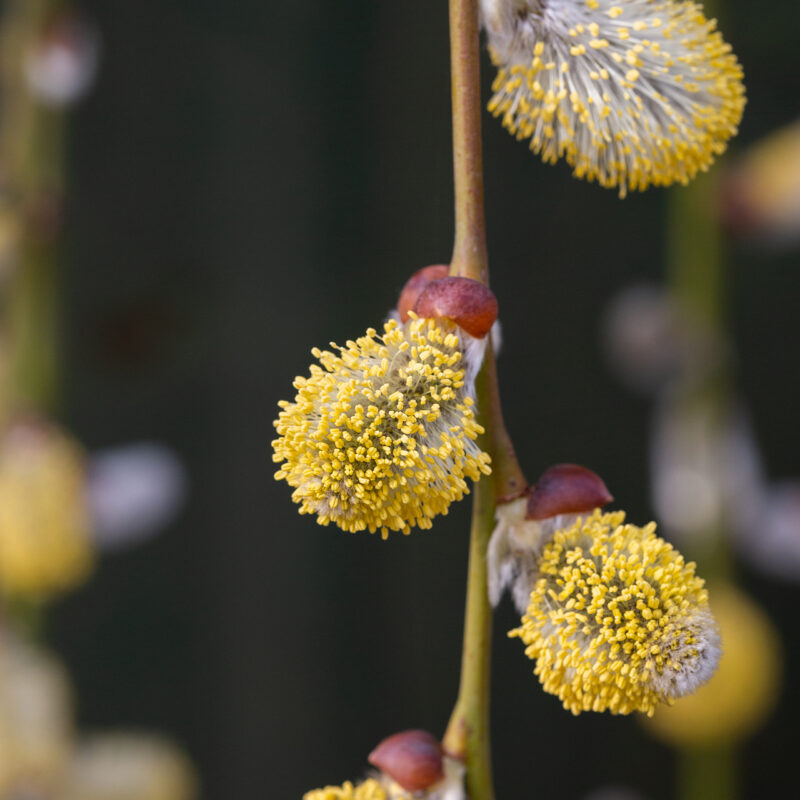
442;2;527;798
442;368;496;800
677;745;738;800
448;0;487;285
1;0;66;415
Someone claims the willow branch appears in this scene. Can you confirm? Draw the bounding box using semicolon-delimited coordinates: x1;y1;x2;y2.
448;0;487;285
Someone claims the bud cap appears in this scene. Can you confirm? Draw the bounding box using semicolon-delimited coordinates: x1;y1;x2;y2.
368;729;444;792
397;265;450;323
414;276;498;339
526;463;613;521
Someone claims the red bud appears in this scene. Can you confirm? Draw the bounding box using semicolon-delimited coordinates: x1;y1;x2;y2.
368;729;444;791
414;276;498;339
526;464;613;520
718;171;760;235
397;265;450;323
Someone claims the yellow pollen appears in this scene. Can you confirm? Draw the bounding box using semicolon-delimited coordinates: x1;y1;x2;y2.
304;779;392;800
272;317;491;538
486;0;746;196
510;510;717;716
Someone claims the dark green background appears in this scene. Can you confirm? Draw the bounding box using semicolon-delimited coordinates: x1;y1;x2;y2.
49;1;800;797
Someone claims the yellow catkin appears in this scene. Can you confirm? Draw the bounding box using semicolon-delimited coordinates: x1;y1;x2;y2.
272;316;491;538
483;0;746;196
0;423;92;600
303;779;390;800
510;510;719;715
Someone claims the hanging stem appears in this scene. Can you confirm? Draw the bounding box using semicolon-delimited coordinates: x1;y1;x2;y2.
442;1;494;795
443;340;524;800
666;3;737;789
0;0;67;634
442;2;526;798
677;746;738;800
668;173;723;332
442;397;495;800
668;178;738;800
1;0;67;415
448;0;487;285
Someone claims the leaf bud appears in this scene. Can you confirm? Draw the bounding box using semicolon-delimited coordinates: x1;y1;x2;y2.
526;463;613;521
397;265;449;323
367;729;444;792
414;276;498;339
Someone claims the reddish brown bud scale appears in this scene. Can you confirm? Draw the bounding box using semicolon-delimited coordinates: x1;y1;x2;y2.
414;276;498;339
368;729;444;791
526;463;613;520
718;172;760;235
397;265;450;322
